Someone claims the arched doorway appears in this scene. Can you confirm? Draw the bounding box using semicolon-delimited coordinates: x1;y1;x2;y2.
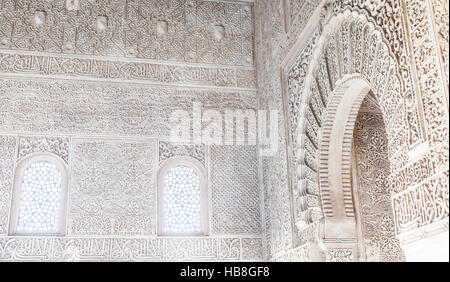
318;78;405;261
281;9;446;262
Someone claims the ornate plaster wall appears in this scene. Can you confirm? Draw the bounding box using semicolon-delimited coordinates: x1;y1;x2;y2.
0;0;262;261
0;0;448;262
254;0;448;261
254;0;323;261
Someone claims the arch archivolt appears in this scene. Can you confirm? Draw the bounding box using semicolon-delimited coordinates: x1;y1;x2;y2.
284;9;415;258
285;4;449;260
318;77;370;220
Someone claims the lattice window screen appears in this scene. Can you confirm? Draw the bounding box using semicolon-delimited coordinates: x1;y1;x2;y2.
16;161;63;233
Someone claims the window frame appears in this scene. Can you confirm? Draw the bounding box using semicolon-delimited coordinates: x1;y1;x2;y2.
157;156;209;237
9;152;69;236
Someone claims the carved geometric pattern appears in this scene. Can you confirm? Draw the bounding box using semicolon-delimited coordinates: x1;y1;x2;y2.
261;148;294;258
69;139;156;235
286;0;319;33
210;145;260;235
0;0;254;67
429;0;449;91
253;0;322;260
0;0;446;263
404;0;449;146
241;238;264;261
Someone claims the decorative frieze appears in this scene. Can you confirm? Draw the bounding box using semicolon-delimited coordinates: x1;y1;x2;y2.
0;78;256;138
0;135;16;235
392;170;449;234
0;236;263;261
389;143;449;194
0;52;256;90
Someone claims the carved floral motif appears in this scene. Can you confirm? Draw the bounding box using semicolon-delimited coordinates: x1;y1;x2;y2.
159;141;205;165
353;108;405;261
69;139;157;235
18;136;69;163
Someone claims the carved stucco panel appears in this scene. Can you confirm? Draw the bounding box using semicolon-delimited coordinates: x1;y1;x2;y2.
392;170;449;234
159;141;205;166
254;0;322;260
0;78;256;138
404;0;449;146
429;0;449;92
241;238;264;261
325;249;353;262
333;0;424;145
0;236;262;261
210;145;260;235
353;109;405;261
0;52;256;90
258;2;449;260
17;135;69;163
270;243;311;262
69;138;157;236
289;9;447;245
0;0;254;67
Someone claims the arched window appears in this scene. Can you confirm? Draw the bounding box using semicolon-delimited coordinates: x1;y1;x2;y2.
9;153;68;235
158;157;208;236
